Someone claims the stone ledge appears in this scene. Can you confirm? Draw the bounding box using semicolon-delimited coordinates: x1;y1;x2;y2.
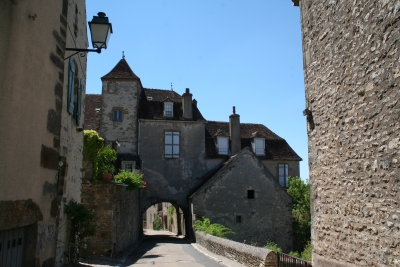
195;231;278;267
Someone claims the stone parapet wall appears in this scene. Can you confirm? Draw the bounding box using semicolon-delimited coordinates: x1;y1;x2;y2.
298;0;400;266
194;231;277;267
81;182;141;256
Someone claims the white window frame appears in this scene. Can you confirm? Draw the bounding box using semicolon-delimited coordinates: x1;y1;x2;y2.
217;137;229;155
113;110;122;121
122;161;135;171
165;132;179;158
279;163;289;187
164;102;173;117
252;138;265;155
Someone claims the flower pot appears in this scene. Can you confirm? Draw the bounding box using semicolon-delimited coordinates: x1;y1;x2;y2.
102;173;111;181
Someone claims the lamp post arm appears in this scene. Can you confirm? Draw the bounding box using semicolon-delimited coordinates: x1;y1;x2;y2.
64;47;102;60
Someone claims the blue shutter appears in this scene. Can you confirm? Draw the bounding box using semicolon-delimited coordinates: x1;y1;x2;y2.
76;79;83;126
67;59;75;115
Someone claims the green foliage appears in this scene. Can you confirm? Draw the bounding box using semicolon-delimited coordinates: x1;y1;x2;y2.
263;240;282;253
194;217;234;239
83;130;117;180
64;200;96;266
287;176;311;255
97;146;117;175
168;206;174;224
289;251;301;258
115;169;143;190
153;216;162;230
289;242;312;261
83;130;104;162
301;242;312;261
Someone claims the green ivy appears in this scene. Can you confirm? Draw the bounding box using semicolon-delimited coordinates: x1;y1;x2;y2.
64;200;96;266
83;130;117;180
168;206;174;224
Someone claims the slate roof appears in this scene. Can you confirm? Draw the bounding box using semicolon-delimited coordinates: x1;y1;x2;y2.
138;88;206;121
84;94;101;131
205;121;302;161
101;58;141;80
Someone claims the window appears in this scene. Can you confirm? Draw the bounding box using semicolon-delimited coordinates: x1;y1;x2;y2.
236;215;242;223
165;132;179;158
252;138;265;155
247;190;255;199
164;102;173;117
113;110;122;121
217;137;229;155
279;164;289;187
122;161;135;171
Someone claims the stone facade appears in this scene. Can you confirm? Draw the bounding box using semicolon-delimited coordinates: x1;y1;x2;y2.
191;147;293;253
81;183;141;257
0;0;87;265
295;0;400;266
84;58;302;244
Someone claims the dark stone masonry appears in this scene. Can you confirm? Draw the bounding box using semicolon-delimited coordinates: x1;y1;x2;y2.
296;0;400;266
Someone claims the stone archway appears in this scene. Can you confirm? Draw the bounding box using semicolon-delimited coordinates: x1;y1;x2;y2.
141;199;190;238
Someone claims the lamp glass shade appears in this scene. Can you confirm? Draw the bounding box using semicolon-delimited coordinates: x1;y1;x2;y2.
88;12;113;49
89;23;112;49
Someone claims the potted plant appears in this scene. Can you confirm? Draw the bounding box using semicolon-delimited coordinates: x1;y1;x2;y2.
114;169;144;190
97;146;117;181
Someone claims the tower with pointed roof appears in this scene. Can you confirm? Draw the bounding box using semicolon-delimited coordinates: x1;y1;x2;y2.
99;58;142;156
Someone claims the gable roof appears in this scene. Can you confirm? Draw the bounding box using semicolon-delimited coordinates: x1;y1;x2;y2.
138;88;206;121
84;94;101;131
101;58;141;80
190;147;291;200
205;121;302;161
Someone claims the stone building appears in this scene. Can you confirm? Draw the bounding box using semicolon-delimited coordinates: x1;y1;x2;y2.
0;0;89;265
84;58;301;247
190;147;293;252
294;0;400;266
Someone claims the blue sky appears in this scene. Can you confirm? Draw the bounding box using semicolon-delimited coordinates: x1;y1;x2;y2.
85;1;308;180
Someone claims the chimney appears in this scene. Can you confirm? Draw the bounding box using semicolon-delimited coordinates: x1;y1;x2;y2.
182;88;193;120
229;106;241;155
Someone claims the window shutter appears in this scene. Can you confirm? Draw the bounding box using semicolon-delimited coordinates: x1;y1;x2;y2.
76;78;83;126
165;132;172;157
254;138;265;155
172;132;179;158
67;59;75;115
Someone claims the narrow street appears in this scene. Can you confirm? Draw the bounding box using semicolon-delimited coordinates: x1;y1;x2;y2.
80;230;244;267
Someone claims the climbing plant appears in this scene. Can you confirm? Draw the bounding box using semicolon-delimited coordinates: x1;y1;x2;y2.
64;200;96;266
83;130;116;180
168;206;174;224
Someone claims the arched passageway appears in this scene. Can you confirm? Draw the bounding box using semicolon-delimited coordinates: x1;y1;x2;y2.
142;201;187;237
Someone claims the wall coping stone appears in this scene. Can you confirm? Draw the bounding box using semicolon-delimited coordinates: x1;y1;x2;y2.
195;231;278;267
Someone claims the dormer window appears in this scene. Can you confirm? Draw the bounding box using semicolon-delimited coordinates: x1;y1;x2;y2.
252;138;265;155
164;102;173;117
217;137;229;155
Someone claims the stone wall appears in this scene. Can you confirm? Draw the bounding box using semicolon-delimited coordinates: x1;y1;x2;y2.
81;182;141;256
191;148;293;253
297;0;400;266
195;231;278;267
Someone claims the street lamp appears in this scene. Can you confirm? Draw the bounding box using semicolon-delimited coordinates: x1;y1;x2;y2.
65;12;113;60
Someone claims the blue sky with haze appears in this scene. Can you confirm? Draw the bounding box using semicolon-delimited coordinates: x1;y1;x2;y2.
85;1;308;180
